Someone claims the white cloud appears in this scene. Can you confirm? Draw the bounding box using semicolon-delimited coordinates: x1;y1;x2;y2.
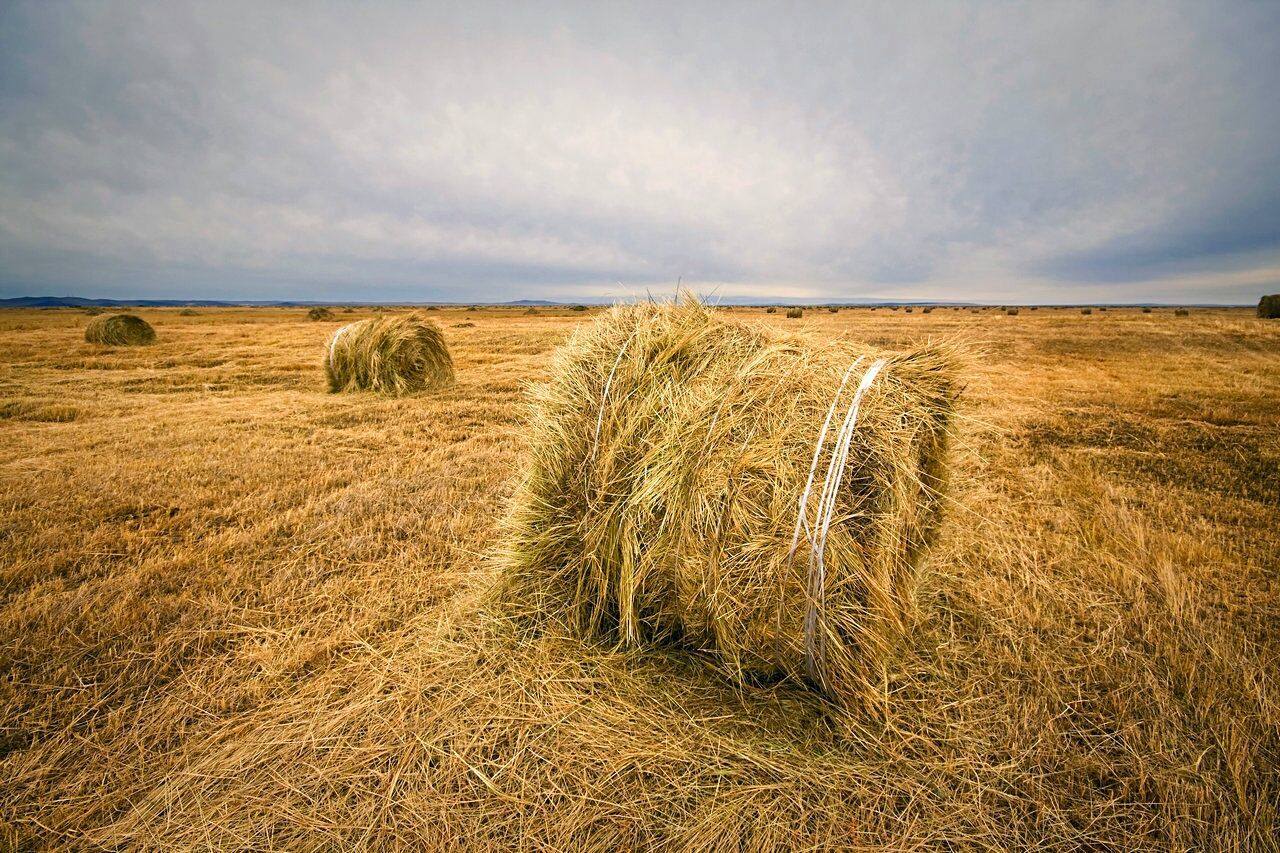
0;1;1276;302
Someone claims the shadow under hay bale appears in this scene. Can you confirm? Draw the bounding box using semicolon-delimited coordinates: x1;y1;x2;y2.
84;314;155;346
1259;294;1280;318
498;299;958;715
325;313;454;395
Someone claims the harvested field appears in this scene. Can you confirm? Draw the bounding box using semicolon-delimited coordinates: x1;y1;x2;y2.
1;305;1277;850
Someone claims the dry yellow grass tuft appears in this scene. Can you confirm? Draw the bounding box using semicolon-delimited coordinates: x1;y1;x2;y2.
0;304;1277;850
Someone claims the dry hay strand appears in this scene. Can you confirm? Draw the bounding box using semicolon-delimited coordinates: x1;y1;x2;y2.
785;307;803;319
308;306;335;321
84;314;155;346
1259;294;1280;318
325;313;454;395
497;298;958;715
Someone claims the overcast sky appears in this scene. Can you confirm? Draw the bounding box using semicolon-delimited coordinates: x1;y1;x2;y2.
1;1;1277;303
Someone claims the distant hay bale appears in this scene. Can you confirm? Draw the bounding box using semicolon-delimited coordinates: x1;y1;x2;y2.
466;305;478;312
786;307;804;319
1081;308;1093;315
499;300;959;713
904;307;914;313
571;305;588;312
179;308;199;316
1258;295;1280;318
524;307;541;316
1175;308;1190;317
1006;308;1019;316
922;307;933;314
308;307;335;321
828;307;840;313
325;313;454;395
452;321;476;328
84;314;155;346
766;307;777;314
342;307;356;314
1142;307;1152;314
83;306;104;316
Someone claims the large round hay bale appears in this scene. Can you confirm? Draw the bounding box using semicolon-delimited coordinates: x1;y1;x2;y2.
499;300;958;713
84;314;155;346
1257;294;1280;319
325;313;453;394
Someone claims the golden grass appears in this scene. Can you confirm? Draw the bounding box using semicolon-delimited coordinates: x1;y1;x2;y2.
498;300;957;714
326;313;454;395
0;304;1277;850
83;313;156;346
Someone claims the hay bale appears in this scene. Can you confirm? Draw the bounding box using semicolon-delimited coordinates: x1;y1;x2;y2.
766;307;777;314
828;307;840;313
308;307;335;321
1175;308;1190;317
499;300;958;713
904;307;914;313
571;304;588;312
1006;308;1019;316
922;307;933;314
1142;307;1152;314
179;308;199;316
786;307;803;319
84;314;155;346
325;313;453;395
1258;295;1280;318
1081;308;1093;315
524;307;541;316
83;306;104;316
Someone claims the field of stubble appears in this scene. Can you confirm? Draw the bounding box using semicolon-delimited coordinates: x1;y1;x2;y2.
1;305;1277;851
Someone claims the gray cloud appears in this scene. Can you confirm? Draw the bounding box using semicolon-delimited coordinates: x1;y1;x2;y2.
1;1;1277;302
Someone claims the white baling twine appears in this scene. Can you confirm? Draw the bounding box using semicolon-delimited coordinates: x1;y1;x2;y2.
590;326;639;461
327;323;355;370
791;357;887;690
